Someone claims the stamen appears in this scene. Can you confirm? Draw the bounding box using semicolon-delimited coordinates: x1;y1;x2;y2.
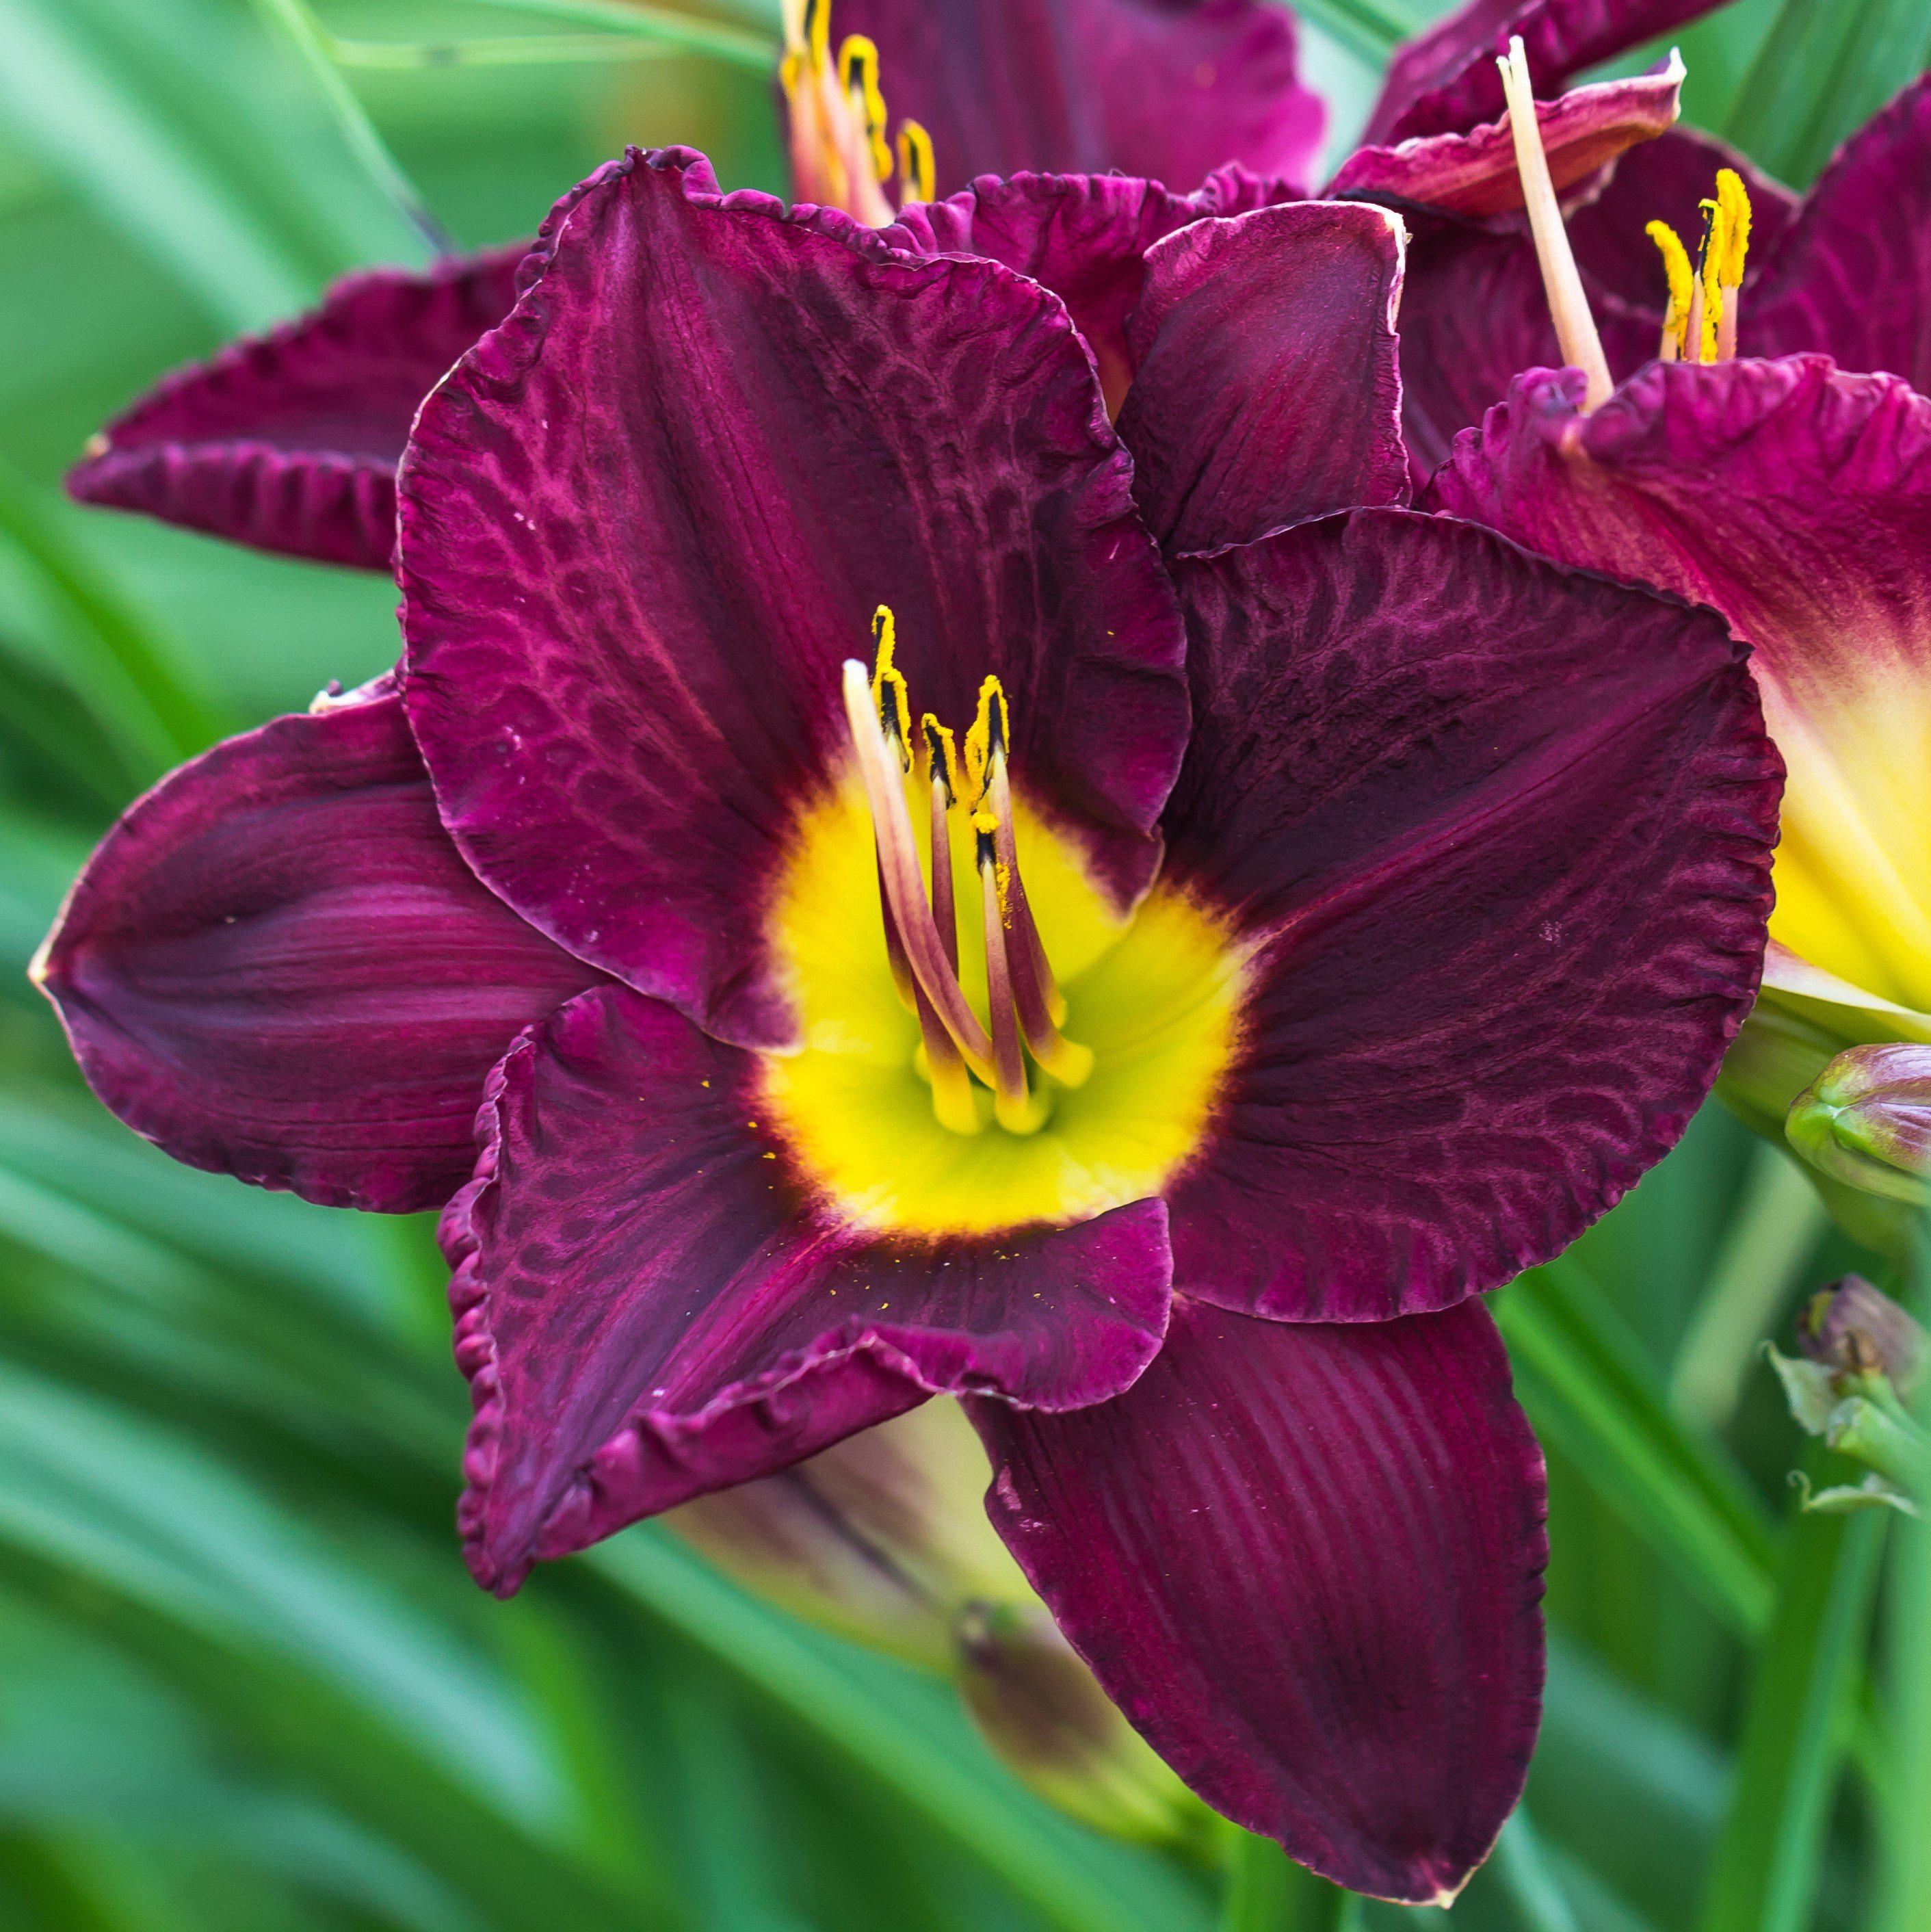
869;605;911;766
896;120;935;205
1646;220;1692;363
975;809;1044;1134
1713;167;1751;359
1694;196;1722;363
837;34;893;185
842;659;997;1084
915;712;978;1132
1496;36;1612;410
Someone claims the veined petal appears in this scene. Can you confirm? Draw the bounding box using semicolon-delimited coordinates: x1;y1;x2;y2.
972;1296;1547;1904
31;687;601;1212
830;0;1323;196
892;166;1293;410
451;984;1171;1595
1334;57;1684;221
1159;510;1778;1322
68;248;525;570
1427;358;1931;1011
1365;0;1726;146
1116;201;1408;554
399;149;1187;1054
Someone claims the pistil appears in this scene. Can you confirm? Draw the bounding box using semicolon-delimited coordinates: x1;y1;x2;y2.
1496;36;1612;411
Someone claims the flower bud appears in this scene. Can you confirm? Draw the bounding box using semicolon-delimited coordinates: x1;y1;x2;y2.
954;1601;1212;1853
1796;1275;1925;1395
666;1400;1032;1671
1787;1043;1931;1205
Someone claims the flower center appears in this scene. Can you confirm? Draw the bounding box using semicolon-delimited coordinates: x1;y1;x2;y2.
780;0;934;227
1497;36;1755;399
759;610;1246;1234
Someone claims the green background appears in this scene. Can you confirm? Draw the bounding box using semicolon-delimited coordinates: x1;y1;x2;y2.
0;1;1927;1927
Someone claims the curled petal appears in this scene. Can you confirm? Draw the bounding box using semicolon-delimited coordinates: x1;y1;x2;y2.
973;1296;1547;1904
1427;358;1931;1011
69;248;525;570
400;149;1186;1054
451;984;1171;1595
1117;200;1408;553
32;688;601;1212
829;0;1323;196
1159;510;1778;1321
892;166;1292;410
1366;0;1726;146
1335;57;1684;220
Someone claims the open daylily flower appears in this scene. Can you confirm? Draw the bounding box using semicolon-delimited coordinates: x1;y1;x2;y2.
1423;60;1931;1246
39;146;1783;1901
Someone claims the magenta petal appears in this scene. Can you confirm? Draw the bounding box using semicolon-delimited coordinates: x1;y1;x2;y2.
1116;201;1408;553
1335;60;1684;220
973;1296;1547;1903
893;167;1292;410
451;984;1172;1595
832;0;1323;196
33;687;601;1212
68;248;525;570
400;150;1187;1054
1159;510;1779;1321
1366;0;1726;146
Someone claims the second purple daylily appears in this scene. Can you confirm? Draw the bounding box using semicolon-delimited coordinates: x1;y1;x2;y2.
40;148;1783;1900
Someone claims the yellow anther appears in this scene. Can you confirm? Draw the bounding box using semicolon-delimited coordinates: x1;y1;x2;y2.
921;714;960;801
1715;168;1752;287
802;0;829;66
896;120;935;205
869;605;910;755
963;675;1010;802
971;805;997;839
1696;196;1724;362
837;34;893;183
1647;220;1692;361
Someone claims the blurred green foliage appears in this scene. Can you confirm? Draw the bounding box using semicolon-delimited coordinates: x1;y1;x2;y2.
0;1;1925;1927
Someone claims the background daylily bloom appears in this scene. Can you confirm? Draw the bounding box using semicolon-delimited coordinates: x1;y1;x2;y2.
39;142;1784;1903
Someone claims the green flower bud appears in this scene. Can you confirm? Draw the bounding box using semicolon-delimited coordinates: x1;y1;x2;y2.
1787;1044;1931;1205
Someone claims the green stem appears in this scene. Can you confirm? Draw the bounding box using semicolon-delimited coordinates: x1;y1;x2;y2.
1217;1828;1361;1931
1492;1813;1581;1932
248;0;446;252
330;31;674;68
471;0;778;69
1669;1144;1827;1431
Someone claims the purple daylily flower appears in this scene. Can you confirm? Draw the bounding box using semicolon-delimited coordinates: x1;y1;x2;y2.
40;146;1783;1901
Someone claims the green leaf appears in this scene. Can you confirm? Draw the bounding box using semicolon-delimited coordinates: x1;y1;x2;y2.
1216;1827;1361;1931
1697;1459;1886;1932
1495;1259;1778;1634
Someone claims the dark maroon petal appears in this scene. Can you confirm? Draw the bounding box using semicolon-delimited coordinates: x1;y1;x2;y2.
973;1296;1547;1903
400;149;1187;1054
68;248;525;571
833;0;1323;196
31;687;601;1212
1565;125;1796;308
892;166;1293;410
1157;509;1778;1322
1365;0;1726;146
1334;59;1683;220
451;984;1172;1595
1743;76;1931;393
1116;201;1408;553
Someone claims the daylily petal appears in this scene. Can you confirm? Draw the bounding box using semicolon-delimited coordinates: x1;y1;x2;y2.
891;166;1291;410
1115;201;1408;554
972;1296;1547;1904
832;0;1323;196
400;148;1186;1054
451;983;1171;1595
1426;358;1931;1010
1742;75;1931;393
1365;0;1726;146
1158;509;1778;1321
68;248;525;570
1334;57;1684;221
31;686;601;1212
